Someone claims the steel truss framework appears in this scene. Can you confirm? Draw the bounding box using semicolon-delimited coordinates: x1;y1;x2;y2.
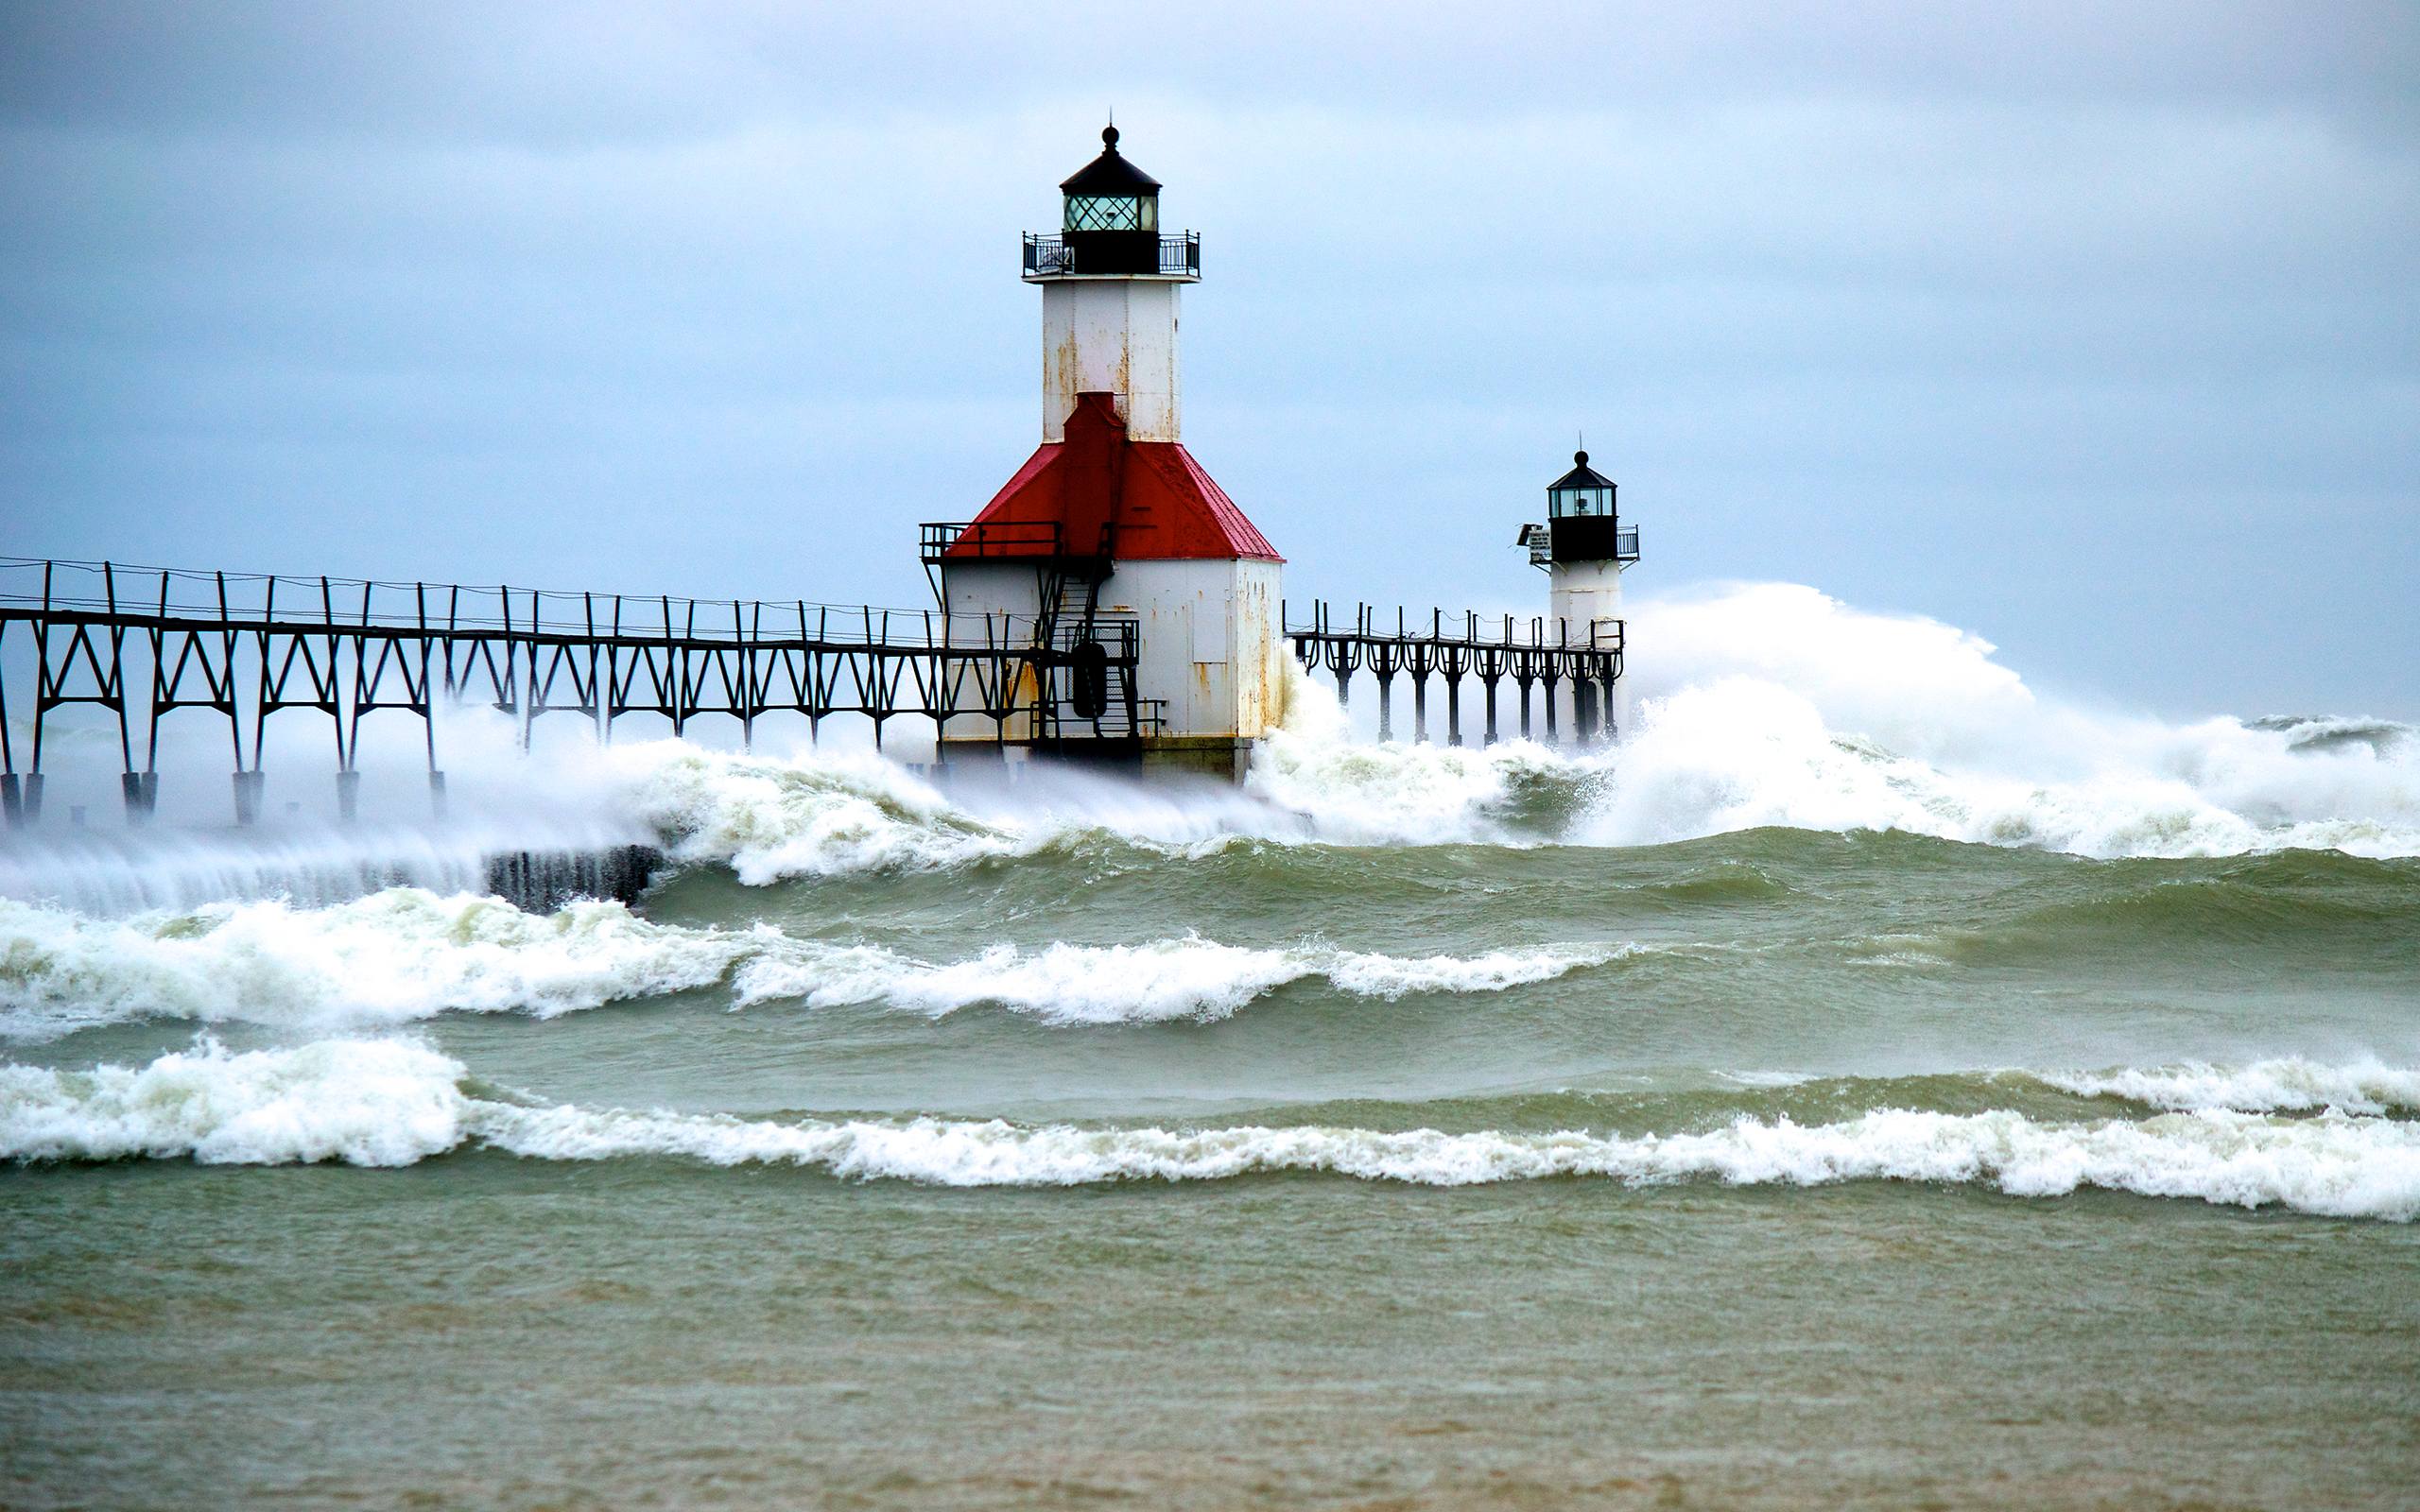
0;558;1144;826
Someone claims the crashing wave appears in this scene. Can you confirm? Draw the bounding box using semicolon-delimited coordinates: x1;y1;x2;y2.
2041;1057;2420;1117
7;1040;2416;1221
587;586;2420;868
731;935;1622;1023
0;889;1621;1040
0;890;761;1041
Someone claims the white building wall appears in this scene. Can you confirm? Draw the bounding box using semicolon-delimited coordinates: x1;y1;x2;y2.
1549;560;1626;742
1097;558;1282;740
938;562;1045;744
936;557;1283;747
1041;280;1182;442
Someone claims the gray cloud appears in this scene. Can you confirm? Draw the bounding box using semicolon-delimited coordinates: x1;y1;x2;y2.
2;2;2414;715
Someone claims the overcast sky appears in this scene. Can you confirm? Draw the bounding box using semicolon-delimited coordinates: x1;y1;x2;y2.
3;1;2414;717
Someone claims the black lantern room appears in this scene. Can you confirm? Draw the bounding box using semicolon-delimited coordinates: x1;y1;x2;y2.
1024;125;1200;280
1541;451;1641;564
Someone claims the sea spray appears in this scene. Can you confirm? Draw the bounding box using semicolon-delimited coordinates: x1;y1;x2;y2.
10;583;2414;904
1588;584;2420;857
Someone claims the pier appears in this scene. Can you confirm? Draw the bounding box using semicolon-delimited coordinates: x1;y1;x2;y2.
1;556;1622;827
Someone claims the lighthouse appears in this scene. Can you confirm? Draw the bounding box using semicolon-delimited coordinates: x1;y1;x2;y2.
1518;449;1640;741
928;125;1284;780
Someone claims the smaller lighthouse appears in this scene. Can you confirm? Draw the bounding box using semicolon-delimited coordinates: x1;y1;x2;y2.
1518;449;1640;741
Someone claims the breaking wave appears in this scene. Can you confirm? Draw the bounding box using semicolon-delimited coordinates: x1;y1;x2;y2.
0;890;757;1042
2042;1057;2420;1117
0;889;1618;1040
730;935;1618;1024
561;585;2420;872
7;1040;2414;1220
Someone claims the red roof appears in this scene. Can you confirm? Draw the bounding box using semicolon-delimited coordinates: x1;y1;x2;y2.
946;392;1282;562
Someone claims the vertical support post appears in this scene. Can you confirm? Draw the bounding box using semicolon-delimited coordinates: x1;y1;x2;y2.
1483;678;1498;746
28;561;51;791
1445;679;1461;747
737;599;753;753
0;619;15;827
419;584;444;817
517;587;537;751
585;593;605;749
217;572;246;791
105;563;138;794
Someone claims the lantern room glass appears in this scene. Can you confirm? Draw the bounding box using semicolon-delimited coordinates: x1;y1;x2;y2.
1548;484;1614;519
1063;195;1159;233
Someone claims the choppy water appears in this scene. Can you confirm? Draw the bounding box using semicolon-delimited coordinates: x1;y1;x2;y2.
5;587;2418;1508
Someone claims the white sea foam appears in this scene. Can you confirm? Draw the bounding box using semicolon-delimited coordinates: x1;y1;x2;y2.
1243;671;1569;846
9;583;2411;873
0;887;1611;1039
0;890;760;1041
1227;589;2420;860
732;936;1621;1024
0;1038;471;1167
9;1041;2416;1220
604;742;1026;882
1569;584;2420;859
2042;1057;2420;1116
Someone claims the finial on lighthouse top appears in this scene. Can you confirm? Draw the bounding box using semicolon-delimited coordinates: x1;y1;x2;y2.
1062;126;1161;199
1547;448;1617;517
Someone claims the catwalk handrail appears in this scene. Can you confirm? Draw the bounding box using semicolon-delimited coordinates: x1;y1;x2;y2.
1284;601;1625;652
0;557;1065;648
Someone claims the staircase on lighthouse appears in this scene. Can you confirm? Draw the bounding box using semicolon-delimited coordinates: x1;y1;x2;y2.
925;125;1285;781
1517;449;1641;742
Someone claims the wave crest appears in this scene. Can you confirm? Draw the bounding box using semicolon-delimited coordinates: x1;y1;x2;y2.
9;1042;2416;1220
0;889;1617;1039
0;890;757;1042
732;936;1621;1024
2043;1057;2420;1116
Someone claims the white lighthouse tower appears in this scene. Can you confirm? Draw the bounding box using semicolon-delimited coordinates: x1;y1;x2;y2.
1519;449;1640;741
929;125;1284;781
